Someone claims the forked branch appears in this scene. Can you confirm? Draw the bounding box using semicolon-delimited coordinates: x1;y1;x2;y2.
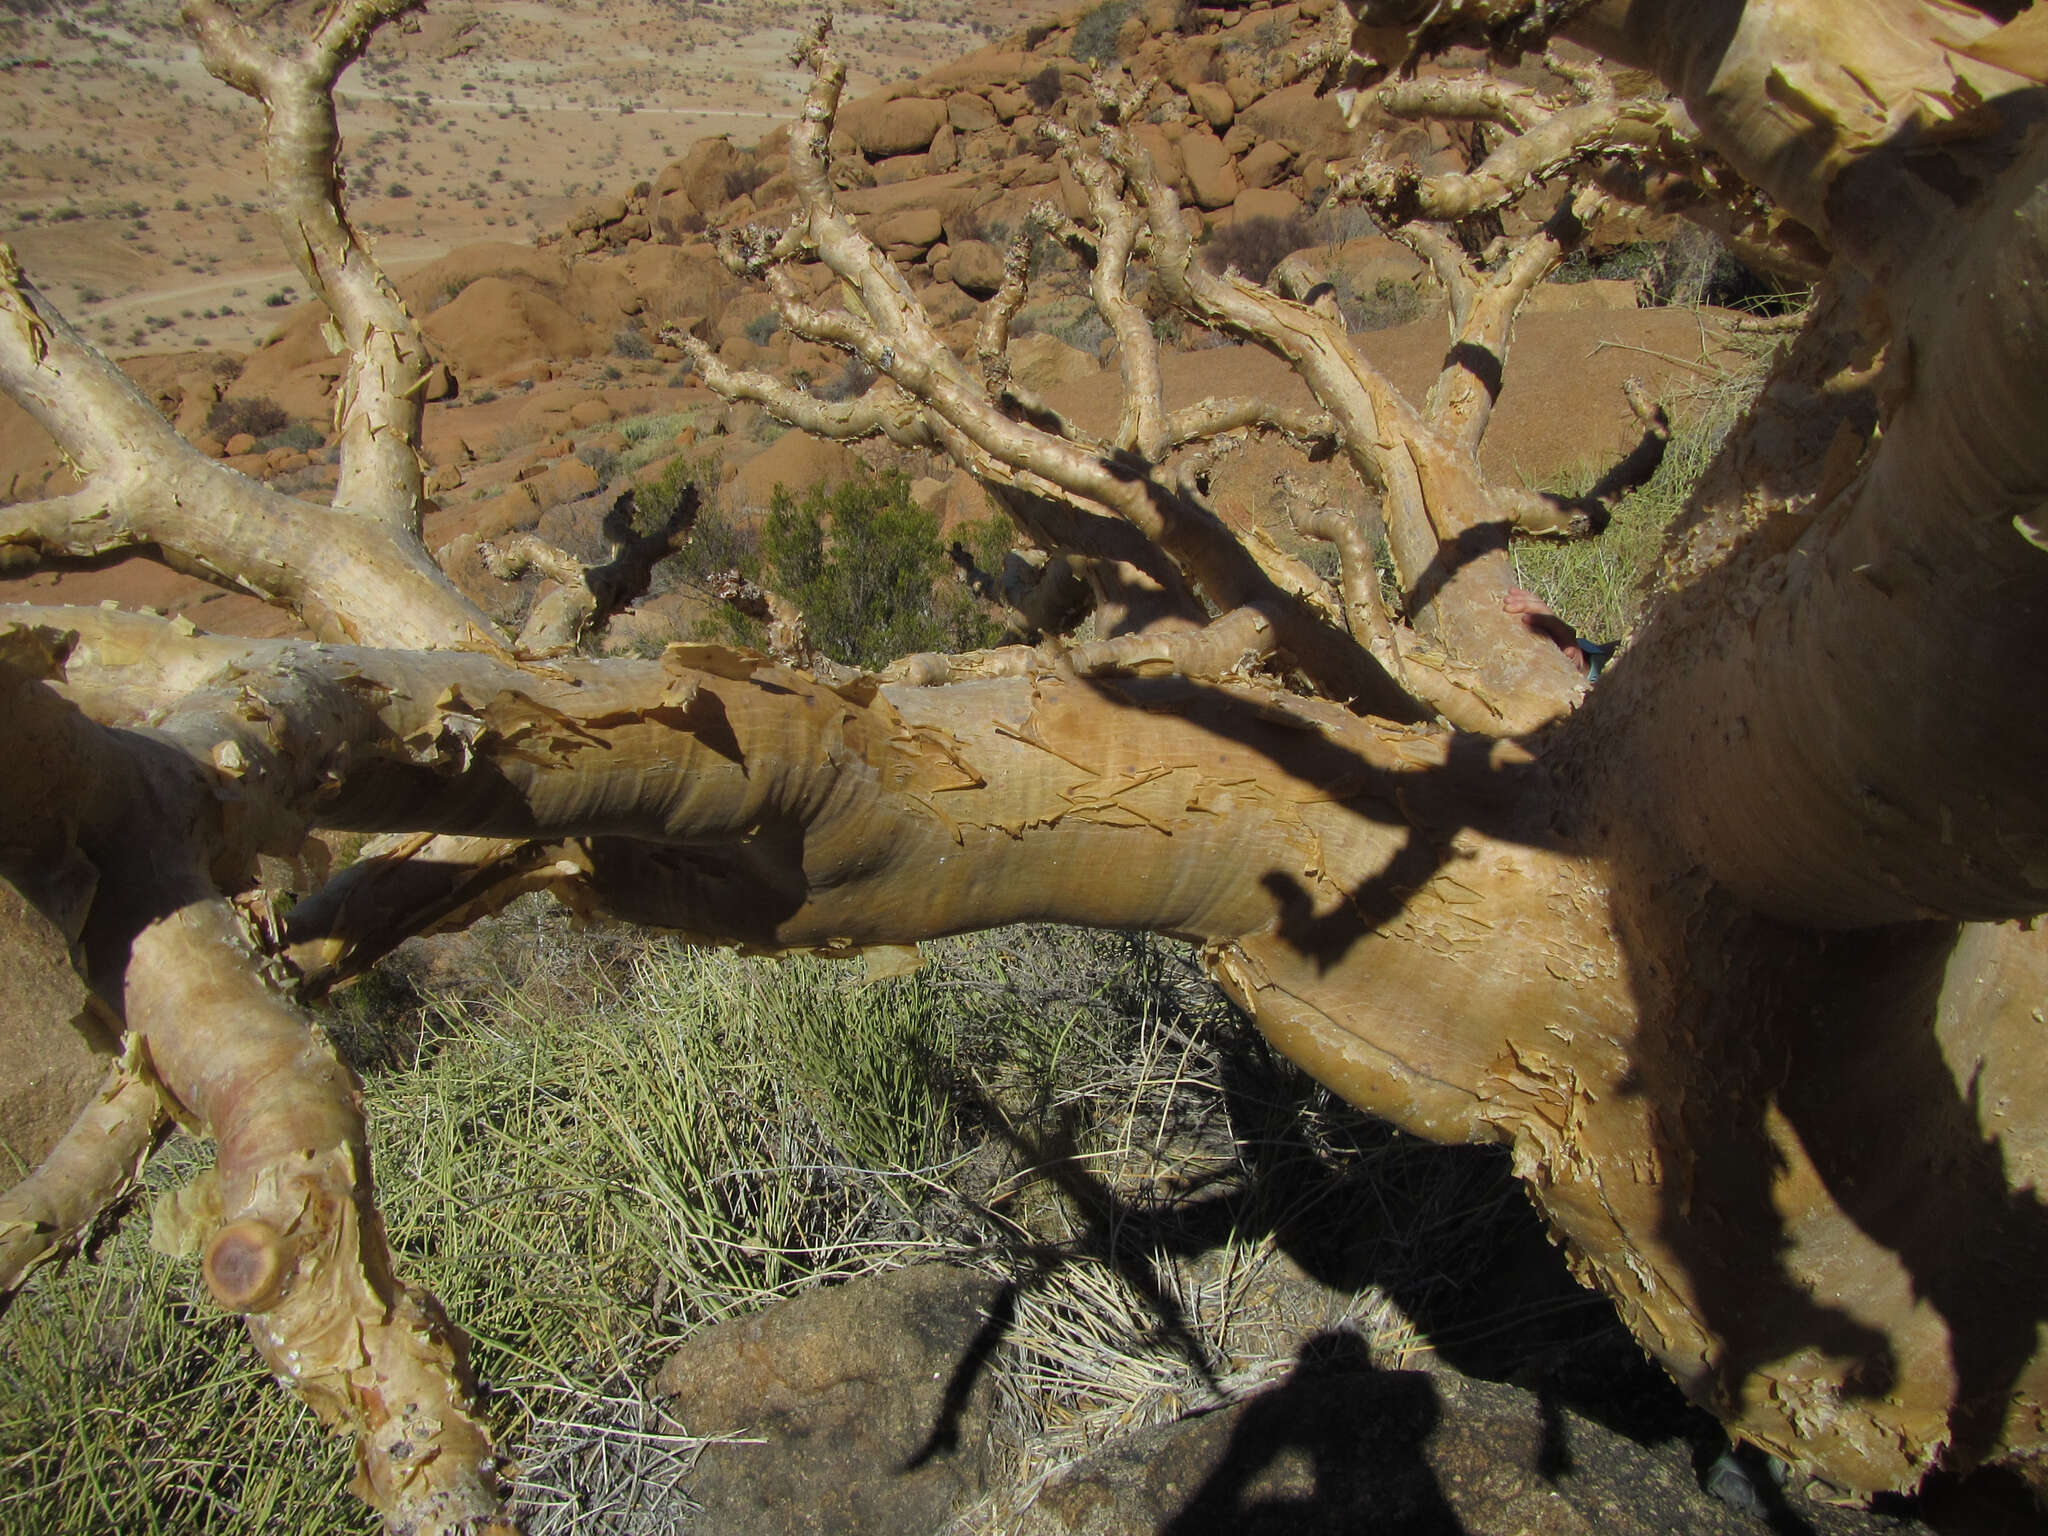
0;1055;167;1306
183;0;439;526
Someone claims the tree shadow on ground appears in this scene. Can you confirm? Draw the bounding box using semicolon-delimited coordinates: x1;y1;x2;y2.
908;1013;1721;1496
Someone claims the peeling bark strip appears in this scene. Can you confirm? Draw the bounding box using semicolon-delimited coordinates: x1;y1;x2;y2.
3;1;2048;1528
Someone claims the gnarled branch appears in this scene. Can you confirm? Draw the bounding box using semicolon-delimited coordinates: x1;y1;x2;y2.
183;0;438;527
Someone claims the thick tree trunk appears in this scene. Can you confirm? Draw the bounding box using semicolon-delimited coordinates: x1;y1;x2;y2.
1517;68;2048;1487
9;3;2048;1527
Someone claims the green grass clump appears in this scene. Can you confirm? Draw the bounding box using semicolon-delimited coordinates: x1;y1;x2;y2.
1510;367;1758;644
2;915;1605;1534
612;411;695;477
0;929;976;1535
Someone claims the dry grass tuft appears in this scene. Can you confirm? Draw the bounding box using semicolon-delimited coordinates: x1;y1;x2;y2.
3;913;1618;1533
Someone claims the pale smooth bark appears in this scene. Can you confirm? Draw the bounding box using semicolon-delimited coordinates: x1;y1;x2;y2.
5;1;2048;1526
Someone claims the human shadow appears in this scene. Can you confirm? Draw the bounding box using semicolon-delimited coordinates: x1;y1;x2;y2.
1160;1330;1465;1536
896;971;1708;1489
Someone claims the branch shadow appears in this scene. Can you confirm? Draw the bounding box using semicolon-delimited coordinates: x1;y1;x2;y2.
893;956;1711;1501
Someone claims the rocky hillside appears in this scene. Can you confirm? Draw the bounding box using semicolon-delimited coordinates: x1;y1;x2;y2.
0;0;1730;652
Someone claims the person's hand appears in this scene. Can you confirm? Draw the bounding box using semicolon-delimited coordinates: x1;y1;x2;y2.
1503;587;1587;672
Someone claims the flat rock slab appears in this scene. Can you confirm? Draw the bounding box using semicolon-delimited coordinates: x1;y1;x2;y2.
1012;1360;1932;1536
0;878;116;1172
654;1264;1009;1536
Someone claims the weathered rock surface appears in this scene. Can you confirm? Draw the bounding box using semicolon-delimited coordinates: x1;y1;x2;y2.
841;95;949;158
642;1259;1936;1536
1008;331;1100;392
0;881;116;1174
948;238;1008;298
1178;130;1241;211
1010;1354;1930;1536
653;1265;1009;1536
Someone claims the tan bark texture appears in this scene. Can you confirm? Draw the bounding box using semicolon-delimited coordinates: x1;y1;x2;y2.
3;2;2048;1529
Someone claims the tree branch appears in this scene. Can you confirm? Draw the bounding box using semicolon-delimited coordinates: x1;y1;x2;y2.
1425;184;1603;455
1045;120;1170;459
284;833;582;996
0;248;497;650
1162;397;1338;452
183;0;436;527
702;28;1425;719
130;885;510;1535
0;1054;167;1306
1496;378;1670;538
0;480;140;566
1337;83;1660;223
975;207;1060;396
1091;113;1582;726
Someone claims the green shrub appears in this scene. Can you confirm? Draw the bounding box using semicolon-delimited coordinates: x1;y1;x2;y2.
761;472;1001;668
1071;0;1132;66
613;327;652;360
743;311;782;346
633;452;718;540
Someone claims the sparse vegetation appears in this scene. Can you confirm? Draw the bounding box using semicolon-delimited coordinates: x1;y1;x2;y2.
1513;358;1763;643
1200;212;1314;285
1345;274;1430;330
756;471;1002;667
2;913;1596;1536
204;395;290;442
255;420;325;455
1070;0;1132;67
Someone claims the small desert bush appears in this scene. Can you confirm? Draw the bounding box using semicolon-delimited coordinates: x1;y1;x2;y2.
631;451;719;539
613;411;692;475
813;353;876;404
612;326;653;361
1070;0;1132;65
759;471;1003;668
1343;275;1429;331
1201;213;1314;285
204;396;289;441
256;420;325;454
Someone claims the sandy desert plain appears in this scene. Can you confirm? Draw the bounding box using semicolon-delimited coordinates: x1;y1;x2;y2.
0;0;1068;356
